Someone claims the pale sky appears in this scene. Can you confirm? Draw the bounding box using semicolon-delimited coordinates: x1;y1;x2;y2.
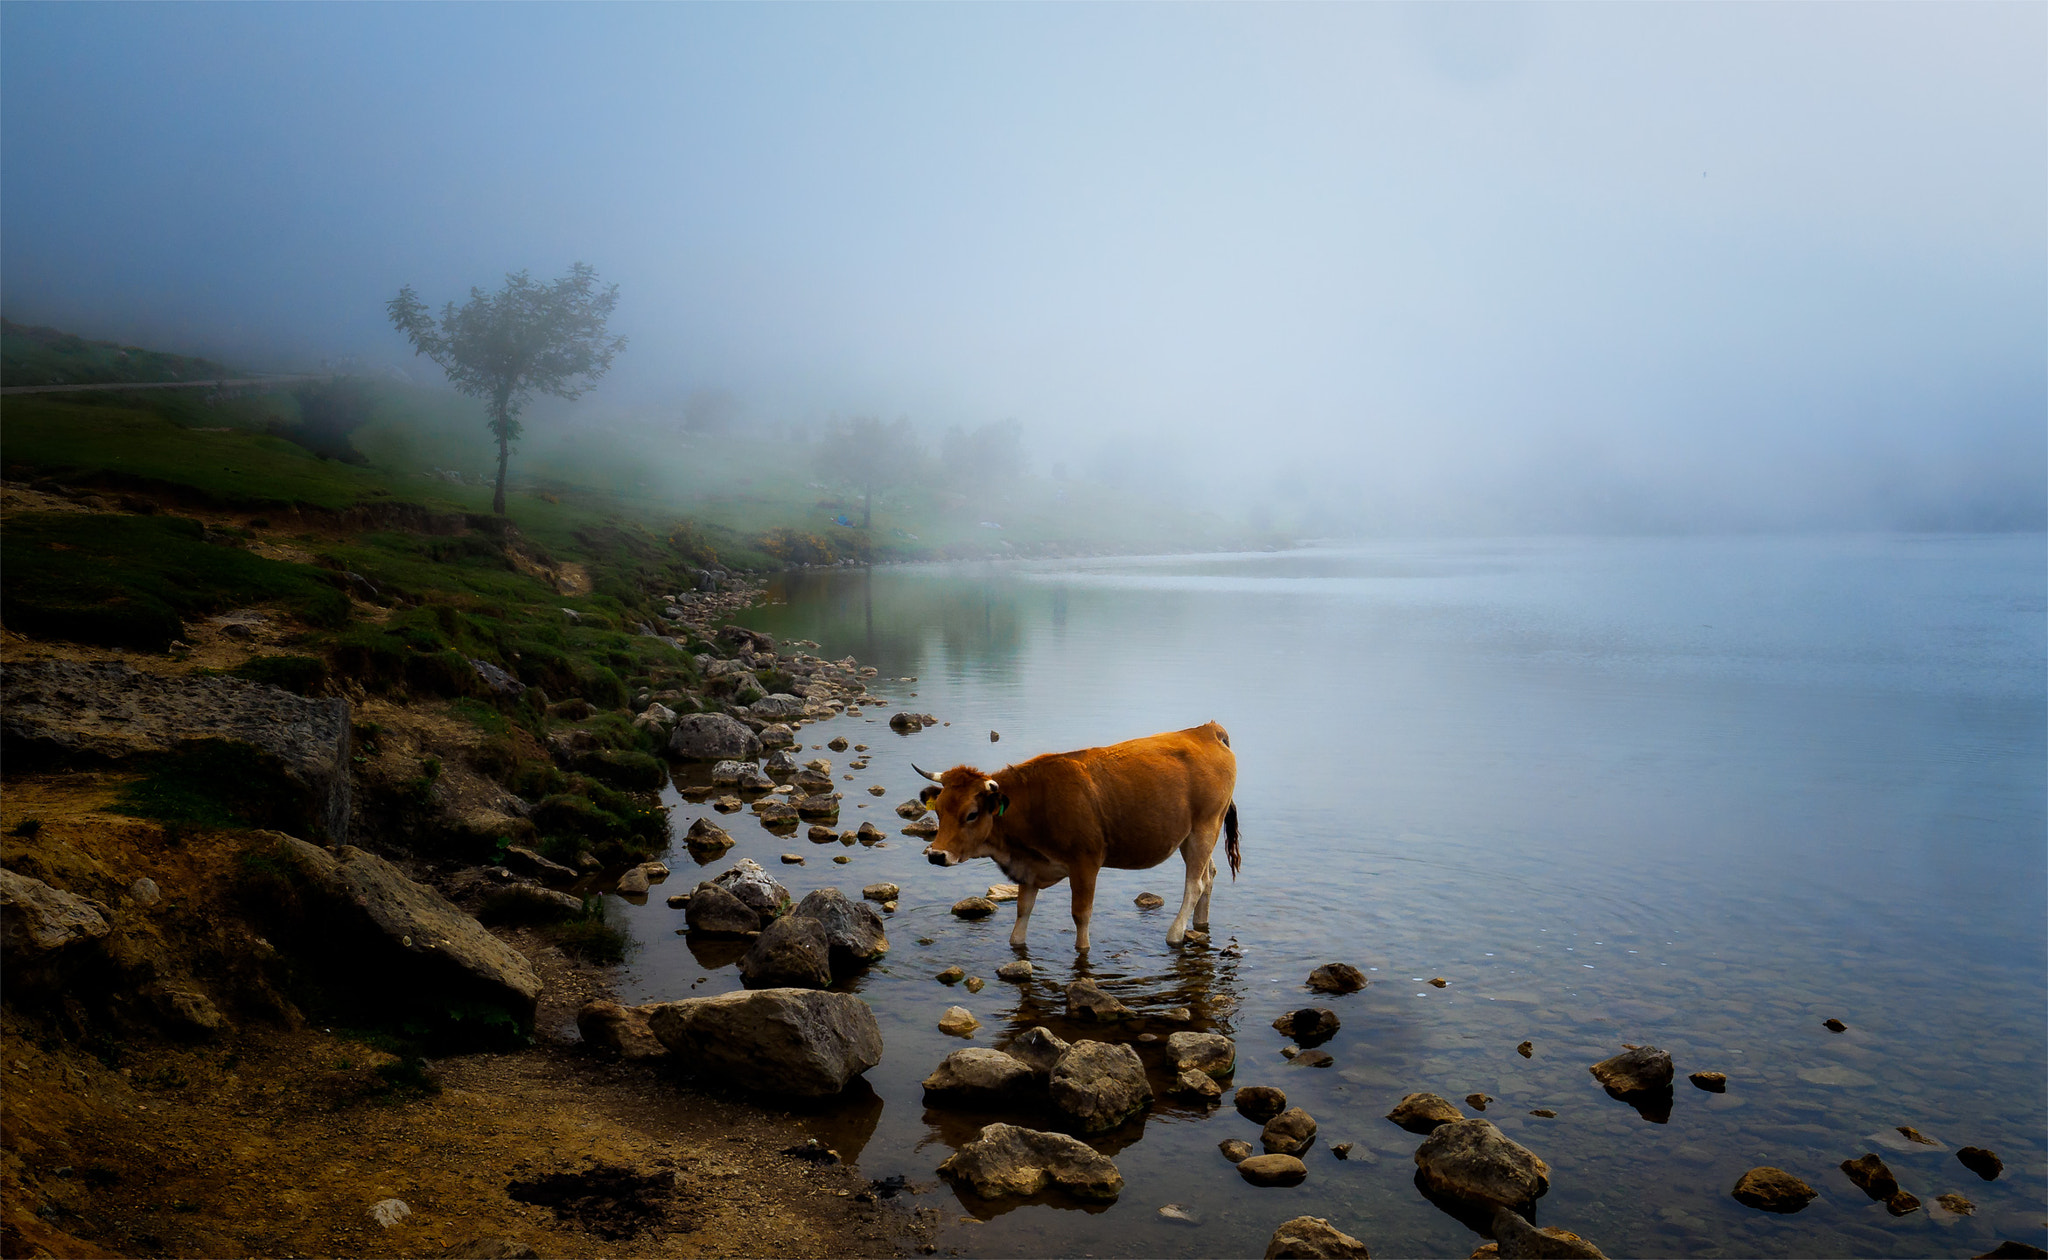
4;3;2041;532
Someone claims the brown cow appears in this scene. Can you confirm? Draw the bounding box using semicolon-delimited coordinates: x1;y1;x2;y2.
916;721;1240;952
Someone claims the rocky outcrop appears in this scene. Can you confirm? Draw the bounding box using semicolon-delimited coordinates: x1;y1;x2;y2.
1412;1119;1550;1215
1388;1092;1466;1133
937;1123;1122;1202
738;915;834;989
0;867;111;986
1049;1040;1153;1132
2;660;352;841
1730;1167;1817;1213
1168;1032;1236;1078
1306;963;1368;994
575;1000;667;1060
923;1048;1036;1106
668;713;761;761
647;988;882;1097
266;833;541;1028
1266;1216;1371;1258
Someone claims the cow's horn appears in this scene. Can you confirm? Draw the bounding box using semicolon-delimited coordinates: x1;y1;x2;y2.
912;763;942;783
985;778;1000;794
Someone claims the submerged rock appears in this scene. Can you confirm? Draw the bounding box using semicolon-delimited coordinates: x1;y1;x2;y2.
1235;1085;1288;1124
1272;1007;1341;1043
1066;977;1135;1021
1957;1146;2004;1181
1589;1046;1673;1095
937;1123;1122;1202
1489;1206;1608;1259
1688;1071;1727;1092
1264;1216;1371;1259
1730;1166;1817;1213
1219;1139;1255;1163
1839;1153;1900;1201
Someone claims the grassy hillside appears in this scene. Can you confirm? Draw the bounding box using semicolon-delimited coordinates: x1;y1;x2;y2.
1;318;243;387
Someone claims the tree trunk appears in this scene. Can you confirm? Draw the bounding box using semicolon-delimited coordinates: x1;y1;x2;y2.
493;430;510;516
491;390;512;516
861;482;872;530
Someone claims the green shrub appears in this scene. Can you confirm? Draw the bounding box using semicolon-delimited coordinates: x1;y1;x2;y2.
230;654;328;695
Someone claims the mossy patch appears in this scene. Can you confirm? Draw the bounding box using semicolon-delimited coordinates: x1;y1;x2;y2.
119;740;318;834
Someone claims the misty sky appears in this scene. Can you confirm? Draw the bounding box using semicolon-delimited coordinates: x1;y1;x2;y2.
3;3;2042;532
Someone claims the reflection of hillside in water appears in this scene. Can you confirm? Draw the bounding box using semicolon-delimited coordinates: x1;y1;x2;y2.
748;567;1027;682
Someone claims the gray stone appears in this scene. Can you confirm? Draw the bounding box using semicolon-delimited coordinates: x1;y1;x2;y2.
1306;963;1368;994
937;1123;1123;1201
796;793;841;819
861;882;900;902
952;896;998;919
923;1048;1036;1105
1172;1068;1223;1101
616;866;651;895
1388;1092;1466;1133
1265;1216;1371;1258
895;799;929;820
756;800;800;826
1133;892;1166;909
0;867;111;972
1168;1031;1236;1078
739;915;834;989
127;876;162;907
712;858;791;920
501;846;576;887
1049;1040;1153;1132
684;884;760;936
791;887;888;973
750;694;808;720
758;723;796;749
765;749;800;774
938;1006;980;1036
668;713;762;761
889;711;925;733
738;763;775;792
1589;1045;1673;1095
1066;977;1134;1021
1238;1154;1308;1187
710;759;749;786
1220;1138;1255;1163
684;816;735;854
1413;1118;1550;1214
647;988;883;1097
143;982;227;1039
997;959;1034;982
481;882;584;921
1;660;353;841
1262;1106;1319;1155
266;833;541;1028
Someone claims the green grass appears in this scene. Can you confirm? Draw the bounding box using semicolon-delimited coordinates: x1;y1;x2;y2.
118;740;322;834
2;512;350;650
1;318;242;388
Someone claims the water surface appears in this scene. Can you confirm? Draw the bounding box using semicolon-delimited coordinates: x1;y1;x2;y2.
611;535;2046;1258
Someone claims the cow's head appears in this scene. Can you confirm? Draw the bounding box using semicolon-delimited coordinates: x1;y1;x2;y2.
916;763;1010;867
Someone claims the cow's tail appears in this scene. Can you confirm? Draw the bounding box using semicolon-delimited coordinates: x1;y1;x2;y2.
1224;801;1242;880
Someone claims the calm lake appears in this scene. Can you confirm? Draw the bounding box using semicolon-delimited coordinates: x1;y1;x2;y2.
610;534;2047;1258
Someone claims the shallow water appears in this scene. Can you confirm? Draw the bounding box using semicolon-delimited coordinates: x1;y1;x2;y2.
610;534;2047;1258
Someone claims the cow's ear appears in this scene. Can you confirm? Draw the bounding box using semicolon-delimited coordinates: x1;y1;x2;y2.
996;792;1010;818
919;785;941;804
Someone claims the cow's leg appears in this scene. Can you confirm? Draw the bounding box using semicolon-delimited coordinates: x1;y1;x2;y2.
1009;883;1038;949
1166;841;1208;946
1069;868;1097;952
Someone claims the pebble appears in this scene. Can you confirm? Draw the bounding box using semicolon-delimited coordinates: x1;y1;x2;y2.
1331;1142;1354;1159
1530;1109;1557;1118
1465;1093;1491;1111
1517;1041;1534;1058
964;977;985;993
369;1199;411;1228
985;884;1019;902
1428;977;1448;988
861;883;900;902
1689;1071;1728;1092
951;896;998;919
1936;1193;1975;1215
1237;1154;1308;1187
665;893;689;908
1957;1146;2004;1180
936;966;965;984
828;737;849;751
1134;892;1165;909
882;901;898;912
997;960;1033;981
1157;1204;1199;1225
1823;1018;1848;1032
868;785;887;796
780;854;804;864
1218;1139;1254;1164
833;855;851;864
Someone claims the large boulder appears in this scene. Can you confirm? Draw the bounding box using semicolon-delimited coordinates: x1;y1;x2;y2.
1413;1119;1550;1215
791;888;888;975
738;915;834;989
1049;1040;1153;1132
937;1123;1122;1201
1266;1217;1371;1258
684;884;760;936
712;858;791;921
1;660;352;841
647;988;882;1097
668;713;761;761
923;1049;1037;1106
266;834;541;1028
1168;1032;1236;1078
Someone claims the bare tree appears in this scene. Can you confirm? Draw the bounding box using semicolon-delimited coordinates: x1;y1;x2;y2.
388;263;626;516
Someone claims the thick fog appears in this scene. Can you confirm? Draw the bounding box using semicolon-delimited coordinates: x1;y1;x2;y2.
4;4;2042;534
